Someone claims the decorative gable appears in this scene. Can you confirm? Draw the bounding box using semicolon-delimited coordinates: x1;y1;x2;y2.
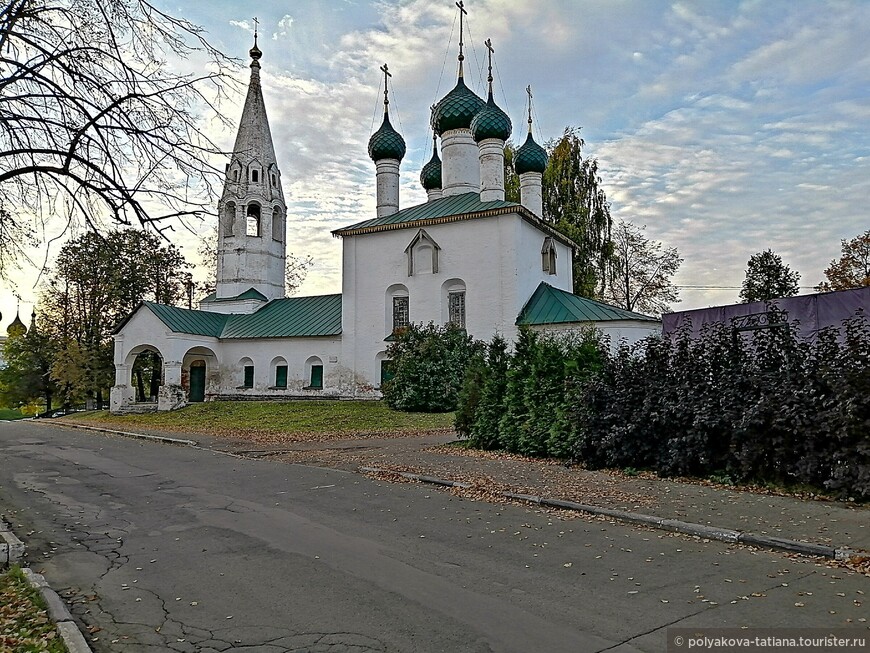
404;228;441;276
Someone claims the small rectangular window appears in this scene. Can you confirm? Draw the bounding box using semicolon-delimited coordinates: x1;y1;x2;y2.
309;364;323;389
275;365;288;389
271;174;276;186
243;365;254;388
392;296;409;331
448;291;466;328
251;169;259;183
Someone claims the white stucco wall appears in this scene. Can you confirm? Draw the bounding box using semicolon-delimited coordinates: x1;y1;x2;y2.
530;320;661;351
340;211;574;392
217;337;342;397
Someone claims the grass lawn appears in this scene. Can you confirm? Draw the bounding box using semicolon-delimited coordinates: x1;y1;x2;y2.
0;566;68;652
59;400;454;442
0;408;27;420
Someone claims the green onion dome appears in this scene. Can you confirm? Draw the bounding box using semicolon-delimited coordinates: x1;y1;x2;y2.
420;143;442;190
471;92;512;143
368;112;406;162
431;77;486;136
515;131;548;174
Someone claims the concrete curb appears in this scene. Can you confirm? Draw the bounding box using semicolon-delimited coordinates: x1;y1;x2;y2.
362;467;859;561
23;568;94;653
0;520;25;566
45;421;197;447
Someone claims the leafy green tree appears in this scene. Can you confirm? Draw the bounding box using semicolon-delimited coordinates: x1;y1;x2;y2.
604;221;682;316
816;230;870;292
0;317;57;412
382;323;484;413
739;249;800;303
40;229;192;405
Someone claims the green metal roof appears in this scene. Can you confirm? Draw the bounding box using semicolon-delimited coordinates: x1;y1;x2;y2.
221;294;342;338
126;294;342;339
333;192;578;249
144;302;229;337
517;283;659;325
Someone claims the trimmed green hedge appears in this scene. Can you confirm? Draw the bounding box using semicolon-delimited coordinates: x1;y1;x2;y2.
455;315;870;501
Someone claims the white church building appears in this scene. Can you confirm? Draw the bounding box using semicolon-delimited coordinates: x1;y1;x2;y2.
110;31;659;413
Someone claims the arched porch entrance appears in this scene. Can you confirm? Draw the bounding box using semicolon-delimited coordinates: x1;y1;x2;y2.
182;347;219;404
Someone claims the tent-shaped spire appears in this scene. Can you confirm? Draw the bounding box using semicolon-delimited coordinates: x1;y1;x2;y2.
224;31;281;198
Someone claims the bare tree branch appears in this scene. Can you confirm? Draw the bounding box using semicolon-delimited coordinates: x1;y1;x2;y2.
0;0;241;276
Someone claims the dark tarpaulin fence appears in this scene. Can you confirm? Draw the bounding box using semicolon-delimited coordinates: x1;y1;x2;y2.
662;287;870;340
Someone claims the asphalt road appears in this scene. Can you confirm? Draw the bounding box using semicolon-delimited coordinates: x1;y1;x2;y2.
1;421;867;652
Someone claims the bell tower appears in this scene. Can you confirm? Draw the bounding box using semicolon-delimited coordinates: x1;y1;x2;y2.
215;27;286;302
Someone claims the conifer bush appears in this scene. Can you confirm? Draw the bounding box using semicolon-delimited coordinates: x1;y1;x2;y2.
451;312;870;500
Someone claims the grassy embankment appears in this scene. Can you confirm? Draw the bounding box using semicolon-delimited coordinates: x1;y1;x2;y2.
0;566;68;652
0;408;27;420
60;400;454;442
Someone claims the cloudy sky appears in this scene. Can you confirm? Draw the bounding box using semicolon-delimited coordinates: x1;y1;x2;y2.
2;0;868;328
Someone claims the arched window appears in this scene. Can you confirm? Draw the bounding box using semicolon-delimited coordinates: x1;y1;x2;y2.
270;356;288;389
541;237;557;275
238;357;254;389
246;203;261;237
385;284;409;334
442;279;466;328
304;356;323;389
272;208;283;242
222;201;235;237
405;229;440;276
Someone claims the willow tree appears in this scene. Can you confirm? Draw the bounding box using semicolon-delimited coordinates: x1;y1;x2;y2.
0;0;235;276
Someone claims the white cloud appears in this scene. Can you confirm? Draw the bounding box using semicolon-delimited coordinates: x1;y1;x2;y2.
272;15;294;41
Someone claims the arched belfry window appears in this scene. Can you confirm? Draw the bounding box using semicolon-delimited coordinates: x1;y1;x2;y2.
542;237;557;275
246;203;261;237
272;208;283;242
405;229;441;276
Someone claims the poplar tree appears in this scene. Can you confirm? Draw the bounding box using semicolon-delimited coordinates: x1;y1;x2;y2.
740;249;800;303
